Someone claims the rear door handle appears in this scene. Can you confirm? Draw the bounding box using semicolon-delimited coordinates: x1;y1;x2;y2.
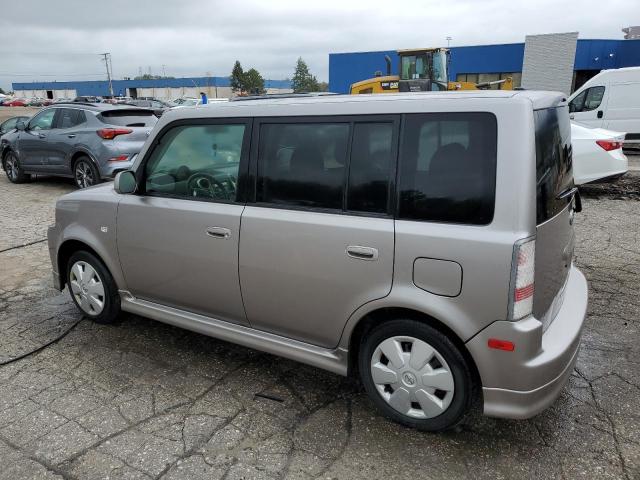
346;245;378;261
38;133;46;139
597;110;603;119
67;134;76;138
206;226;231;239
569;114;575;120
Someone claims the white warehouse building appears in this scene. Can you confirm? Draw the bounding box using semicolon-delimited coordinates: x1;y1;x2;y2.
12;76;293;100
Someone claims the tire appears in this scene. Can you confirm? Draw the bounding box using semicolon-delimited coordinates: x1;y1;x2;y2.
359;319;473;432
3;151;31;183
74;157;101;189
67;251;120;324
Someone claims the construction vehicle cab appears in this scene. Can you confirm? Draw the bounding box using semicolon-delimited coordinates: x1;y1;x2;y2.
398;48;449;92
349;47;514;94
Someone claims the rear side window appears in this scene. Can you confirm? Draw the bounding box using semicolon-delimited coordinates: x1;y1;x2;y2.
347;123;393;213
98;109;156;127
57;109;86;129
257;123;349;210
397;112;497;225
535;106;573;224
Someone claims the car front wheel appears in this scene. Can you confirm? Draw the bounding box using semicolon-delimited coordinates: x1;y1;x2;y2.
67;251;120;324
359;319;474;431
3;152;30;183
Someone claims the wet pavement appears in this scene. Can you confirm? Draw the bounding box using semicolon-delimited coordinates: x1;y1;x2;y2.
0;171;638;479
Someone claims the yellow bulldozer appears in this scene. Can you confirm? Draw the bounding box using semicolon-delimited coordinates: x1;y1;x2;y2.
349;47;513;94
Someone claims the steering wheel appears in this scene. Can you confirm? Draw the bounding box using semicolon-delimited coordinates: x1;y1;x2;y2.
186;172;233;200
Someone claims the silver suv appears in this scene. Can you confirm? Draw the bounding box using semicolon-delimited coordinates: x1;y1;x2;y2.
47;92;588;431
2;103;157;188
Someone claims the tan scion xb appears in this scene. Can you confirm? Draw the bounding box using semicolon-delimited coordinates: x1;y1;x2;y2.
47;91;588;431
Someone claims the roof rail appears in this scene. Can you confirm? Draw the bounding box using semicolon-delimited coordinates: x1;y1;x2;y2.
230;92;339;102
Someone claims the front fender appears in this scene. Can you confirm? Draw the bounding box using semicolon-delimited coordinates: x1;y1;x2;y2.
50;188;126;291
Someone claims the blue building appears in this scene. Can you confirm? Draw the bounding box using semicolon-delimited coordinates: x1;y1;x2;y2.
329;39;640;94
13;76;292;100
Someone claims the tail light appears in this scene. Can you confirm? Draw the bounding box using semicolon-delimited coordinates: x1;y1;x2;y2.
509;237;535;320
97;128;132;140
596;139;622;151
108;155;129;162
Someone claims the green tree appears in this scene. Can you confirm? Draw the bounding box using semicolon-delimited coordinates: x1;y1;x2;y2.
230;61;245;93
243;68;265;95
0;87;5;95
292;57;320;93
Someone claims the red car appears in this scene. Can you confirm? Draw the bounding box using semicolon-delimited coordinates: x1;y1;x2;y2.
5;98;28;107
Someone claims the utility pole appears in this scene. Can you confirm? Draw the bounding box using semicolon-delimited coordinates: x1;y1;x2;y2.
162;64;166;78
100;52;114;96
446;36;452;48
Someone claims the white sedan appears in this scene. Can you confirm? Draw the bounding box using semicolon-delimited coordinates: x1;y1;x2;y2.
572;122;628;185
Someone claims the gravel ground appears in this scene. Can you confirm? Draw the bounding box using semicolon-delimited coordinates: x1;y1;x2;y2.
0;169;638;479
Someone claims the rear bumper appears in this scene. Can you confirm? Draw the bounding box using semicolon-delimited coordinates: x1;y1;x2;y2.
466;265;588;419
99;159;134;179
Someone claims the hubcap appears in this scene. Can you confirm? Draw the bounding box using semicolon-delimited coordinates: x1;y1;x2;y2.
69;261;105;315
75;162;94;188
370;336;455;419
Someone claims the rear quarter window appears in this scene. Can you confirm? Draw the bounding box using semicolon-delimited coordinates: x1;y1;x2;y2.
98;109;157;127
397;112;498;225
535;106;573;224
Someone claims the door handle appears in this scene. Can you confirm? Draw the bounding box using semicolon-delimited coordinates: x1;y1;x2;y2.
67;134;76;138
346;245;378;261
597;110;603;119
206;226;231;239
569;114;575;120
38;133;46;139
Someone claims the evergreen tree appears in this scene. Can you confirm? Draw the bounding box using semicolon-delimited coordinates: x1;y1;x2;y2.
243;68;265;95
292;57;321;92
230;61;245;93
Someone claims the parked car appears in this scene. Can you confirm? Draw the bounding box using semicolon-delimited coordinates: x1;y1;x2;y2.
46;91;587;431
28;97;46;107
0;115;30;160
0;116;29;136
42;98;55;106
572;122;628;185
169;97;200;107
2;104;157;188
54;97;74;104
73;96;103;103
568;67;640;149
126;98;172;109
5;98;28;107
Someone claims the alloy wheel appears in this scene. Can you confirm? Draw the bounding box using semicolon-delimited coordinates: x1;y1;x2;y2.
69;260;105;315
75;161;94;188
370;336;455;419
5;155;18;181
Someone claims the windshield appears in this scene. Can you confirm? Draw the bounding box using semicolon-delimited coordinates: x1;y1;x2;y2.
401;54;429;80
400;51;447;84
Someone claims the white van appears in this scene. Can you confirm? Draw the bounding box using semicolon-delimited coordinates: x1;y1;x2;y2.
568;67;640;144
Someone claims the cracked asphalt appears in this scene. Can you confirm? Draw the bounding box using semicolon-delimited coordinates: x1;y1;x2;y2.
0;165;638;479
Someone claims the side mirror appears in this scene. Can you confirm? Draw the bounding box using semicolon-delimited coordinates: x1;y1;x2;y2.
114;170;137;194
16;121;26;131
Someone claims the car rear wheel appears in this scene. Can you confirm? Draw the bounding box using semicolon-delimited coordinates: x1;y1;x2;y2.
359;319;474;431
4;152;30;183
74;157;101;189
67;251;120;324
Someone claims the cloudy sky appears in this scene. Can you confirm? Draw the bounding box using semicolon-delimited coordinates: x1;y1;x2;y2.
0;0;636;91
